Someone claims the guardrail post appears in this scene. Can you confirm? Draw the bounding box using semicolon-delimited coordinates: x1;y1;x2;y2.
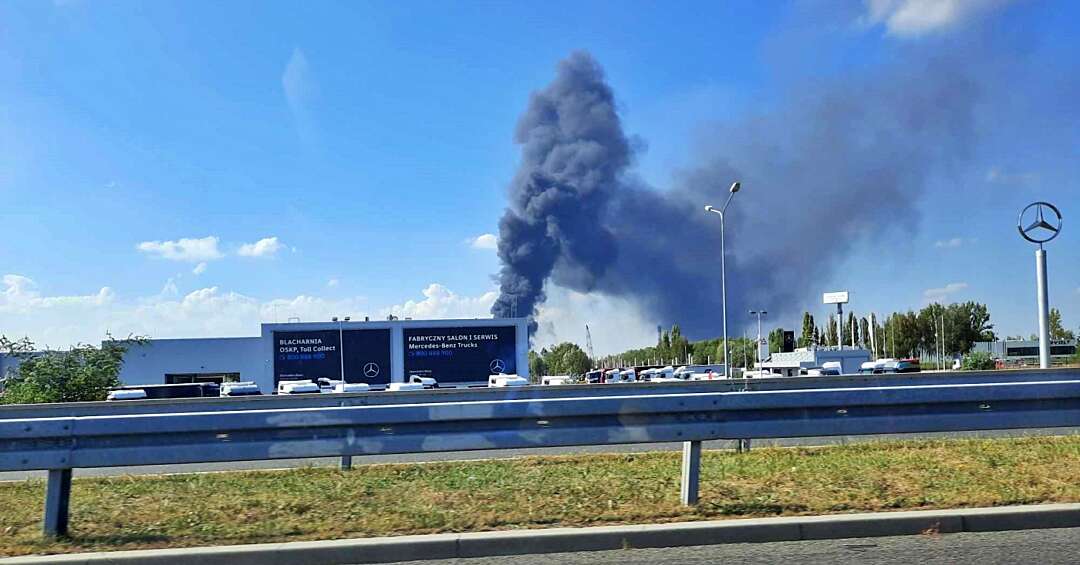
680;440;702;506
340;455;353;470
737;438;752;452
44;469;72;537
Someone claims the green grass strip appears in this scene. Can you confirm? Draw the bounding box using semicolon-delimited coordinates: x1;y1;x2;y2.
1;435;1078;557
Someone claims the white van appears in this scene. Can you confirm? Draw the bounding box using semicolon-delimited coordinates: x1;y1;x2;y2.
541;375;573;386
409;375;439;389
277;380;320;394
489;374;528;387
620;369;637;382
220;381;261;397
107;389;147;401
333;382;371;393
387;382;425;392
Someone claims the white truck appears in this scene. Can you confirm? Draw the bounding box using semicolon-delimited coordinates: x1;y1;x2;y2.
277;380;321;394
489;374;529;387
220;381;261;397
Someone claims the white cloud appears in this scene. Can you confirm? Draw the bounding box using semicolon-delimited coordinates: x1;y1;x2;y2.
923;282;969;302
381;283;498;320
0;273;368;345
0;273;660;357
934;237;964;249
986;166;1039;186
282;48;315;111
380;284;666;355
237;237;284;258
861;0;1012;37
282;47;318;143
1;275;112;315
327;278;340;288
192;262;208;275
531;286;657;356
467;233;498;250
136;236;224;262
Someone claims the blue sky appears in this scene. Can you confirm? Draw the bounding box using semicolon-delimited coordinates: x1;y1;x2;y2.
1;1;1078;353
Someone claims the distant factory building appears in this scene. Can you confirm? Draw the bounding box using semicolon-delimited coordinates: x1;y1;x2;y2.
972;339;1078;366
760;347;871;377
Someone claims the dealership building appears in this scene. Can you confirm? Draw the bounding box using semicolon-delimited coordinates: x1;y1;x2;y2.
112;318;529;393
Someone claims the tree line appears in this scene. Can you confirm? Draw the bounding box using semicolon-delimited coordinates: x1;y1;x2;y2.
796;301;996;360
544;300;1034;375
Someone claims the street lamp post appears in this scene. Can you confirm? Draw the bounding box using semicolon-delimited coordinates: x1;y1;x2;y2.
333;315;351;471
704;181;742;380
333;316;351;384
750;310;767;374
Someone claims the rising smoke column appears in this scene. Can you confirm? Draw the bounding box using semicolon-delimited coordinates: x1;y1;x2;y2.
491;52;628;320
494;33;1034;340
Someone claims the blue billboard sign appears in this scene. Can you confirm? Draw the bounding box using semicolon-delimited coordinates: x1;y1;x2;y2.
403;325;517;383
273;329;391;387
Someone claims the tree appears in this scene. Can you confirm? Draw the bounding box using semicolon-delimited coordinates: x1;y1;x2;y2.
669;324;690;363
1049;308;1075;341
528;350;547;378
540;342;591;376
824;319;838;348
844;312;857;347
2;336;142;405
859;317;870;349
799;312;815;348
768;328;784;354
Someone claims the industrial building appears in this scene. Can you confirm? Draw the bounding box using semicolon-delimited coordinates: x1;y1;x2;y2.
760;347;871;377
4;318;529;394
972;338;1078;366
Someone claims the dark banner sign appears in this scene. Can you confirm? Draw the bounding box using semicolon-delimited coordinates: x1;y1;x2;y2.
403;325;517;383
274;329;391;386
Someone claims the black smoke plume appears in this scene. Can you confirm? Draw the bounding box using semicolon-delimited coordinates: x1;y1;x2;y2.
493;25;1061;339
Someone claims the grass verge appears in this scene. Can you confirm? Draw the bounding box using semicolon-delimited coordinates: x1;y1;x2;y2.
1;435;1078;557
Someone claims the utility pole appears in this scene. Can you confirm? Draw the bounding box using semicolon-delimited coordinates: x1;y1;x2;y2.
750;310;767;374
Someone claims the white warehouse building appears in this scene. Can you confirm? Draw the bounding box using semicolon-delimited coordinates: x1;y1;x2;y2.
112;317;529;394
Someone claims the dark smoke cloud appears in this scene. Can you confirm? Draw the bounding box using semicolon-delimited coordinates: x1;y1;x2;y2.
491;52;626;321
493;25;1040;340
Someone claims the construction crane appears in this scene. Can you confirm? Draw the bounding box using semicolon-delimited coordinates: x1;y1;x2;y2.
585;324;595;365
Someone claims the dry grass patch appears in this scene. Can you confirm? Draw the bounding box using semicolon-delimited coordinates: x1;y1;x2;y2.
1;435;1077;557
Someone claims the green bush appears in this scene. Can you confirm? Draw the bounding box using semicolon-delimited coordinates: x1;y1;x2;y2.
1;336;143;404
961;351;996;371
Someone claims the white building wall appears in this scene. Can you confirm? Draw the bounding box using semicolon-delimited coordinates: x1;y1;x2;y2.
117;337;265;387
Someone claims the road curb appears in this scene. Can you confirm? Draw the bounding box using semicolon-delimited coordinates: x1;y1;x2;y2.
3;503;1079;564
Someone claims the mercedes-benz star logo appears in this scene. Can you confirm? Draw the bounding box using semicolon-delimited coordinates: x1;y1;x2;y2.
489;359;506;373
363;362;380;378
1018;202;1062;245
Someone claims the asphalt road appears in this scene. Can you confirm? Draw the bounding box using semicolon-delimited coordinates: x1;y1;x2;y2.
1;427;1074;482
388;527;1080;565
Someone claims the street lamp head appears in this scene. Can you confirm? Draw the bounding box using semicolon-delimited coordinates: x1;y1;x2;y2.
729;181;741;194
762;311;767;316
344;316;351;322
704;205;715;212
331;316;338;322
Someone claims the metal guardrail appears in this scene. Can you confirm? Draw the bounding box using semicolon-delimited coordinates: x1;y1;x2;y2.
1;367;1075;420
2;377;1079;537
